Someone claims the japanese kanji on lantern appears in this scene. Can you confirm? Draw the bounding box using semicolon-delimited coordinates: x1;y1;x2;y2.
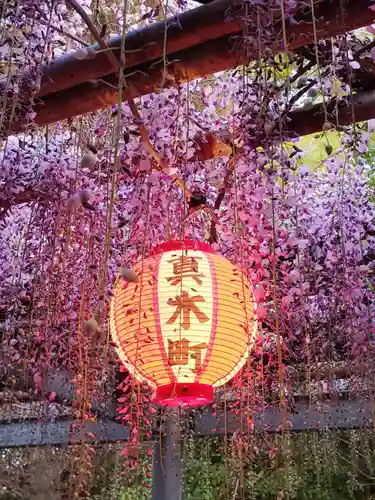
110;240;258;407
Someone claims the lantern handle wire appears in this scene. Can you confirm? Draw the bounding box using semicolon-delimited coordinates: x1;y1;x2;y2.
179;205;218;243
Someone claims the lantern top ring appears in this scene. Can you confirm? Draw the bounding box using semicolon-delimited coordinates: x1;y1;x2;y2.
153;239;215;255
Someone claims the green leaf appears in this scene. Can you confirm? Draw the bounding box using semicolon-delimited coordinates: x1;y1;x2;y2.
283;130;342;170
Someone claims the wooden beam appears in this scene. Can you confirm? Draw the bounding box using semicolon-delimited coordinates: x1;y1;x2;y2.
4;88;375;214
287;89;375;137
0;420;129;448
194;398;375;436
11;36;243;131
35;0;375;98
37;0;241;98
195;89;375;161
0;399;372;447
4;0;375;135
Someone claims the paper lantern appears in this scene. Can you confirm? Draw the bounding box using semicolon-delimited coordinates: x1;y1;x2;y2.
110;240;257;407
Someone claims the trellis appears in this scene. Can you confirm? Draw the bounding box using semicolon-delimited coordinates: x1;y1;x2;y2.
0;391;373;499
1;0;375;499
3;0;375;133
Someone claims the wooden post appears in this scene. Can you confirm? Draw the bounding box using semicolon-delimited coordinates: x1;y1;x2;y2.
152;410;183;500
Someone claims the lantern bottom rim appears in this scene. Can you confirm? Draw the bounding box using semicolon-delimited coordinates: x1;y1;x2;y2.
154;383;214;408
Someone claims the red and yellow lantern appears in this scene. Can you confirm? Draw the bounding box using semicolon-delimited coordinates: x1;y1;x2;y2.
110;240;257;407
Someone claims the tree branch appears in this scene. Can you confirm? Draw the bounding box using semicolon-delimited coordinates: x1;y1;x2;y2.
0;189;53;220
208;155;235;243
355;38;375;59
38;18;90;47
287;67;330;110
289;59;315;85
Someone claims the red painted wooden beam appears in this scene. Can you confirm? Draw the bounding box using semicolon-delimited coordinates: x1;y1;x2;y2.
3;0;375;135
36;0;375;98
